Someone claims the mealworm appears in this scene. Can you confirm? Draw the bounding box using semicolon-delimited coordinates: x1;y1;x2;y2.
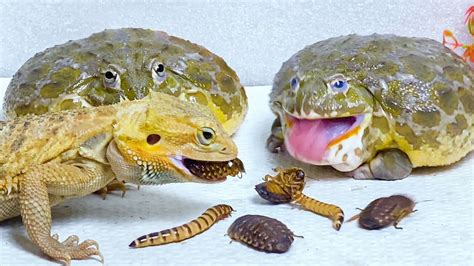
129;204;234;248
292;191;344;231
347;195;415;230
227;215;298;253
255;167;344;230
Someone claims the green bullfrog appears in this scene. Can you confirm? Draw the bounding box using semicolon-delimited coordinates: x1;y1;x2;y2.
4;28;247;135
268;34;473;180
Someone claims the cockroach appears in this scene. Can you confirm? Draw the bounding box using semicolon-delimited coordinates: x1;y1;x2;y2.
347;195;416;230
255;167;344;230
184;158;245;181
227;215;300;253
255;181;292;203
129;204;234;248
254;167;306;203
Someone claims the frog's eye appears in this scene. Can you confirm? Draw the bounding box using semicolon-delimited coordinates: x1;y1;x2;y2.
103;69;119;87
329;77;349;92
290;77;300;91
197;127;216;145
151;60;166;83
153;63;165;77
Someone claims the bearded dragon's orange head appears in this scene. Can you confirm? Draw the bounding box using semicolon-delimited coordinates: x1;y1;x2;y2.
106;92;244;185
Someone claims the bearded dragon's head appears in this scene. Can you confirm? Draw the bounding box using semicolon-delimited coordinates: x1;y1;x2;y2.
106;91;244;184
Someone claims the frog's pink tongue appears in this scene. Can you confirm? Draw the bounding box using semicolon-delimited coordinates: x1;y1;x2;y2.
285;116;357;163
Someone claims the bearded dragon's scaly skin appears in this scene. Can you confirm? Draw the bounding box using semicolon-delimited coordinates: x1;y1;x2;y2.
4;28;247;135
268;34;474;180
0;92;244;264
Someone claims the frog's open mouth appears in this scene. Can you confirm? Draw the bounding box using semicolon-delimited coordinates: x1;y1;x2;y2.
170;156;245;182
284;114;366;163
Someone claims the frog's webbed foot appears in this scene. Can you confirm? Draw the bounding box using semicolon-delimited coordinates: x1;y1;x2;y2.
266;118;285;153
95;179;126;200
44;234;103;265
350;149;412;180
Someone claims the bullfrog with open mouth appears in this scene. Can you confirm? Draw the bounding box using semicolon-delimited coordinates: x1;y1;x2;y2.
268;34;473;180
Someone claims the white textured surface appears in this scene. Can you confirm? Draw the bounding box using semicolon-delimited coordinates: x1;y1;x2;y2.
0;78;473;265
0;0;472;85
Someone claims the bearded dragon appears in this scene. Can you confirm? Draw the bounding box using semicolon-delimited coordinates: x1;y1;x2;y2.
0;92;244;264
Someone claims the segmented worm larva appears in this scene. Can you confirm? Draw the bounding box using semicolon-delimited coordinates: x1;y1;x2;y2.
292;191;345;231
129;204;234;248
255;167;344;230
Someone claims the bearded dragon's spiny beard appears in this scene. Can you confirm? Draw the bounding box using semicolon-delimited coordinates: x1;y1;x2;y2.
106;140;244;184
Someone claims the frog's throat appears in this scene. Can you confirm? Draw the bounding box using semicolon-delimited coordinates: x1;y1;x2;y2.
283;113;371;171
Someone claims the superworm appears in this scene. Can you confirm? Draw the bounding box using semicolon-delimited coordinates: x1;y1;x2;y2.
255;167;344;230
227;215;298;253
292;191;345;231
129;204;234;248
347;195;415;230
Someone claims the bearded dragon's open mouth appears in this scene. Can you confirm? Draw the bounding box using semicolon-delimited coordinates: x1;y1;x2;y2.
170;156;245;182
285;113;366;163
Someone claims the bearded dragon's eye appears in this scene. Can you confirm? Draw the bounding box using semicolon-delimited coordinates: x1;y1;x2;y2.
197;127;215;145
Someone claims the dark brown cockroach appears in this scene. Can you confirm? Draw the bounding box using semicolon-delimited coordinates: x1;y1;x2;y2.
129;204;234;248
347;195;416;230
255;181;292;203
227;215;300;253
255;167;305;203
255;167;344;230
184;158;245;181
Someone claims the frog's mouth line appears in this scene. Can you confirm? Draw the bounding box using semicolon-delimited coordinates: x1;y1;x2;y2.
284;114;366;163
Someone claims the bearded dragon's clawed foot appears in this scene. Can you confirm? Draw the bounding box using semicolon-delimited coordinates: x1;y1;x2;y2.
95;179;127;200
41;234;103;265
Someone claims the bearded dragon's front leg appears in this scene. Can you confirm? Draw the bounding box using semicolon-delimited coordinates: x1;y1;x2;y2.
95;179;127;200
19;161;113;265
